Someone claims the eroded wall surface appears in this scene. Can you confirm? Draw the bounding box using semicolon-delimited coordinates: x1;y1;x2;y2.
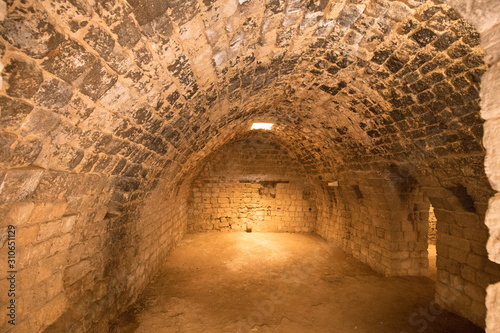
188;133;318;233
316;164;499;326
0;0;498;330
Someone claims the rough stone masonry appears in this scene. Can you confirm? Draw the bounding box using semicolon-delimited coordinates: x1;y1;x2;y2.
0;0;499;331
189;133;318;233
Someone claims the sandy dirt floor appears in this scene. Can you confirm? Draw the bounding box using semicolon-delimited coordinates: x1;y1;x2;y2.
111;233;483;333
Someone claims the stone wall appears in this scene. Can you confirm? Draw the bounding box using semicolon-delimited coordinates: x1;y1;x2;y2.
0;0;498;330
316;162;500;327
448;0;500;330
188;133;317;233
311;153;500;328
422;170;498;327
317;169;430;276
0;177;190;332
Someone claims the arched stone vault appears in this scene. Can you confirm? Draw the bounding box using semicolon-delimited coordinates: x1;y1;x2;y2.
0;0;499;331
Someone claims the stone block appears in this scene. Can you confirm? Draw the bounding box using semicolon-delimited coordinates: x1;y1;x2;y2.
486;283;500;331
470;240;488;256
449;247;469;264
17;225;39;245
485;261;500;277
464;227;488;243
2;57;43;99
399;259;413;270
439;233;470;251
29;293;68;332
49;234;72;256
41;39;96;83
337;4;365;28
20;108;61;138
84;25;116;61
433;208;456;224
30;202;68;224
45;272;64;300
113;16;142;48
0;6;63;59
2;202;35;227
403;231;417;242
64;260;93;286
469;299;486;328
392;251;410;259
449;224;463;237
34;78;74;108
41;0;92;32
390;231;404;242
455;212;481;228
464;282;486;303
18;241;52;269
467;253;486;270
77;62;118;101
127;0;170;26
37;252;68;283
16;263;39;291
0;168;44;204
60;215;77;233
438;270;450;284
37;220;64;242
461;264;476;283
0;95;34;130
438;256;460;274
0;134;43;168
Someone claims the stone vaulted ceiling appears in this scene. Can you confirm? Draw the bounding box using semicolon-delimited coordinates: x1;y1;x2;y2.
0;0;489;231
2;0;500;331
0;0;491;218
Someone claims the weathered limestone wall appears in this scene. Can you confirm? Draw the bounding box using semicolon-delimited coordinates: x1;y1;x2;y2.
0;0;197;329
447;0;500;330
420;173;497;327
0;177;190;332
317;169;430;276
188;133;318;233
0;0;498;330
316;161;500;327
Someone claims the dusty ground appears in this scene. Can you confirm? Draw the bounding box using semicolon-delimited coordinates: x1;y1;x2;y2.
111;233;483;333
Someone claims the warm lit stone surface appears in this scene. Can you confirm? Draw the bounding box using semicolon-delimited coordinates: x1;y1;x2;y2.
188;132;318;233
111;233;484;333
0;0;498;331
